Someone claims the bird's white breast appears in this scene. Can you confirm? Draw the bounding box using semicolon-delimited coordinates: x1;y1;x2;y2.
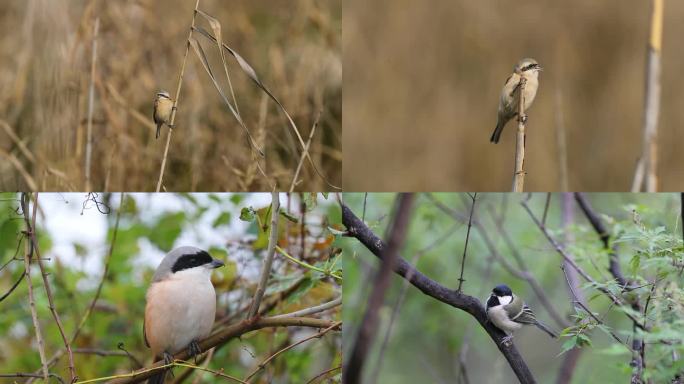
145;268;216;356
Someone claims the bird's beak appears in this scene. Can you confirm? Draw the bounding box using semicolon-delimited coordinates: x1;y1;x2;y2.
210;259;225;268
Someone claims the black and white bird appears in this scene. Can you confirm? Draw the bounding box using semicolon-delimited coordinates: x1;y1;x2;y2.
486;284;557;345
144;246;224;383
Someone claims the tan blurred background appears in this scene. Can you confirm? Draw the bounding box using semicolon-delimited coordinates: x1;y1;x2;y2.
0;0;341;191
343;0;684;191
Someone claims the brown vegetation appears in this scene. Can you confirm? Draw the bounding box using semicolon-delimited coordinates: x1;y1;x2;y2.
0;0;341;191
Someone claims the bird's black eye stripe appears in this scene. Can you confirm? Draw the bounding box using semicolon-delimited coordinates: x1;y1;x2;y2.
172;250;213;273
522;64;538;71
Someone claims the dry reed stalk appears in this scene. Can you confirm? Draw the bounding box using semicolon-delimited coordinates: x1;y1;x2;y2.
633;0;664;192
156;0;201;192
512;77;527;192
289;112;320;193
247;191;280;319
84;17;99;192
0;149;37;191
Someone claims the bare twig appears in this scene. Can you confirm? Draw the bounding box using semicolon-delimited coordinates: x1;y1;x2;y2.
369;222;461;384
289;112;320;193
305;366;341;384
20;194;48;381
270;296;340;319
243;321;341;382
27;194;76;382
344;194;415;384
512;77;527;192
247;191;280;318
84;17;99;192
457;193;477;291
0;149;38;191
72;193;124;342
156;0;201;192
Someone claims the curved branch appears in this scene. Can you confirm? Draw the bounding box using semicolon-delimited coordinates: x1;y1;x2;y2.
341;203;536;384
108;317;339;384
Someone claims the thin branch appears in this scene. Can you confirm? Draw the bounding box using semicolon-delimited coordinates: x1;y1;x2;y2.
369;222;461;384
20;194;48;381
247;191;280;318
243;321;341;382
305;366;341;384
27;194;76;382
72;193;124;342
156;0;201;192
341;203;537;384
512;77;528;192
457;193;477;291
289;112;320;193
109;317;339;384
344;194;415;384
270;296;341;319
0;373;65;384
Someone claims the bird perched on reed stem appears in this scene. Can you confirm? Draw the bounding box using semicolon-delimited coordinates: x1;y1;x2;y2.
153;91;174;139
490;58;542;144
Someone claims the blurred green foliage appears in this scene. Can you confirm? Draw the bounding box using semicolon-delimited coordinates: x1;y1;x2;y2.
341;193;683;383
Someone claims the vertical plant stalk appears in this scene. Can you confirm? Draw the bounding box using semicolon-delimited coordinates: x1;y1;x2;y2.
21;194;49;381
344;194;414;384
289;113;320;193
457;193;477;291
512;78;527;192
556;193;584;384
156;0;201;192
27;194;77;382
84;17;99;192
634;0;664;192
247;191;280;319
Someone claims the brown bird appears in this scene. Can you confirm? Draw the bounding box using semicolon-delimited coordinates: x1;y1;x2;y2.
153;91;173;139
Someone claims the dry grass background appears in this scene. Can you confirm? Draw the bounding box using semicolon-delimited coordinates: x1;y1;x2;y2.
0;0;341;192
343;0;684;191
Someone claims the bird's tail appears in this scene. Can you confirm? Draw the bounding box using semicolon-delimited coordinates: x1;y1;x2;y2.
156;123;162;139
147;369;167;384
534;320;558;338
490;120;504;143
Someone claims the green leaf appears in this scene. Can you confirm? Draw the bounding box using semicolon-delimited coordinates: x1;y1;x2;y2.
212;212;232;227
558;336;577;355
240;206;256;222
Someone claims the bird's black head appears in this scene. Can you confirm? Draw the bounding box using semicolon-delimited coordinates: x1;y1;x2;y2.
492;284;513;297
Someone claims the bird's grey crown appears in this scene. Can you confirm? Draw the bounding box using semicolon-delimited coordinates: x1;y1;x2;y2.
152;246;208;282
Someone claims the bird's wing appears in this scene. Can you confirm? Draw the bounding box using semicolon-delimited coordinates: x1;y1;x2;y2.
153;98;160;123
511;304;538;325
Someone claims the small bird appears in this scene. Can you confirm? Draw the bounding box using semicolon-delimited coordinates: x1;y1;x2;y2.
486;284;557;345
153;91;174;139
144;246;224;383
490;58;542;144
